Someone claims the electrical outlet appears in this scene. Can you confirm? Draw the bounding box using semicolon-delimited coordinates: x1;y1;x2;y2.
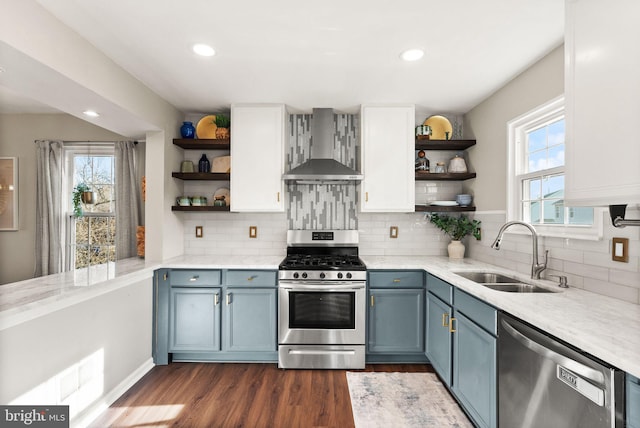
249;226;257;238
195;226;203;238
612;237;628;262
390;226;398;238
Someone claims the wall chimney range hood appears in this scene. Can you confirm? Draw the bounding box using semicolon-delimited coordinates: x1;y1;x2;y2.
283;108;363;183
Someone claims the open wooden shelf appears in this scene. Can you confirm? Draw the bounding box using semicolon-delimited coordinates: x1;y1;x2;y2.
171;205;230;212
415;205;476;213
172;172;230;180
173;139;230;150
415;139;476;151
415;172;476;181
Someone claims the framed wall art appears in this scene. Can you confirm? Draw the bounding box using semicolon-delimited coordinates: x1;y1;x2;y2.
0;157;18;231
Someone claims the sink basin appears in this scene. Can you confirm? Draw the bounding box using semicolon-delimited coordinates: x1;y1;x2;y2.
454;271;520;283
454;271;555;293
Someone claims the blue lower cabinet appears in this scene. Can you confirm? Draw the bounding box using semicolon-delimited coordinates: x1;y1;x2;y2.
629;374;640;428
425;292;452;384
224;288;277;352
452;311;497;428
368;288;425;355
169;287;222;352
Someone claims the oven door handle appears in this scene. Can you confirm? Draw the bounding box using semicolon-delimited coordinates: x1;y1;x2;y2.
279;282;365;291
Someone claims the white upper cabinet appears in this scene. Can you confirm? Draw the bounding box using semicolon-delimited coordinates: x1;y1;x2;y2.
360;104;415;212
565;0;640;206
230;104;286;212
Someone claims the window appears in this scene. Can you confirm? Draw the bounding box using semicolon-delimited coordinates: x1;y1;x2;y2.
65;145;116;270
508;96;602;239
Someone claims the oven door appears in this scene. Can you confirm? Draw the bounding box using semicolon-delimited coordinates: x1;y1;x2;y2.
278;281;365;345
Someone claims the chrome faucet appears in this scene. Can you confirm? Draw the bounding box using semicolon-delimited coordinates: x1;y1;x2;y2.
491;221;548;279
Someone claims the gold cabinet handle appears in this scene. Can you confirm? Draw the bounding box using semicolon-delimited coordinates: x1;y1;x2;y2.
214;293;220;305
226;293;231;305
393;279;401;283
277;192;280;202
449;317;457;333
365;192;369;202
189;275;199;282
370;295;375;307
247;275;257;281
442;313;449;327
163;272;167;281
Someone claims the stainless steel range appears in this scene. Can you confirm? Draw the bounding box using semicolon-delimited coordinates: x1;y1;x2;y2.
278;230;366;369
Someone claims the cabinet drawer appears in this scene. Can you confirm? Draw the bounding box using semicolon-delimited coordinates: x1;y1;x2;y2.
427;274;453;304
369;271;424;288
170;270;222;287
629;374;640;428
454;288;497;335
226;270;277;287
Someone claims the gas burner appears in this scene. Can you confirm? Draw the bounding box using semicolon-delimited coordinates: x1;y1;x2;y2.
279;254;366;271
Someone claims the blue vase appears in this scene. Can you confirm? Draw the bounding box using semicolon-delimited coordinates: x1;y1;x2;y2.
180;121;195;139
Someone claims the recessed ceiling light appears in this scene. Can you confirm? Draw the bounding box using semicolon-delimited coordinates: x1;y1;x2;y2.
193;43;216;57
83;110;100;117
400;49;424;62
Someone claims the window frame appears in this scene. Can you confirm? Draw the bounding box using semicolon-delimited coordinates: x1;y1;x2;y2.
507;96;603;240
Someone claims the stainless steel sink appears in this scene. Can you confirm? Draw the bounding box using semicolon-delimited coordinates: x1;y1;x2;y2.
454;271;555;293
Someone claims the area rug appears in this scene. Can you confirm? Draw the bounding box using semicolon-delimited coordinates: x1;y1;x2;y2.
346;372;473;428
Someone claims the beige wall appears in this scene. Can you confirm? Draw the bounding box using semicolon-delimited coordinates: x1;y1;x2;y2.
0;114;128;284
464;45;564;210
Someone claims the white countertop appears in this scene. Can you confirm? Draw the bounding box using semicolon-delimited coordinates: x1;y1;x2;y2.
2;254;639;378
363;255;640;379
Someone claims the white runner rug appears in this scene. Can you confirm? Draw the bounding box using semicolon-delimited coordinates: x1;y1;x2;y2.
347;372;474;428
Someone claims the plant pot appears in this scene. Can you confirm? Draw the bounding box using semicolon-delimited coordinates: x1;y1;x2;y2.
215;127;230;139
81;191;94;204
447;240;465;259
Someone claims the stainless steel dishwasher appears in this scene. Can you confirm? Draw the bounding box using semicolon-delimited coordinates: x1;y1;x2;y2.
498;313;624;428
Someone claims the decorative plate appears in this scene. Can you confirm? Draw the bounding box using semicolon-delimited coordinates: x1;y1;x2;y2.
424;115;453;140
196;115;218;139
429;200;458;206
213;187;230;206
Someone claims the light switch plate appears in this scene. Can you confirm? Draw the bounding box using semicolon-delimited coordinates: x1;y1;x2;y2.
195;226;203;238
249;226;257;238
390;226;398;238
612;237;628;262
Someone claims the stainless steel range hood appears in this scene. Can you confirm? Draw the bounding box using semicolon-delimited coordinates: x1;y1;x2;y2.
283;108;363;183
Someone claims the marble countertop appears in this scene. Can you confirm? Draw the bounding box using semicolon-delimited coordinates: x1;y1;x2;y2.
363;255;640;379
2;253;638;378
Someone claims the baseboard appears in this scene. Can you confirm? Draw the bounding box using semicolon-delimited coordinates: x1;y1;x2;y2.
71;357;155;428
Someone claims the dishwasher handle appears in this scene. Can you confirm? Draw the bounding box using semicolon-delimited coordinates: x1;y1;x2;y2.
500;317;605;385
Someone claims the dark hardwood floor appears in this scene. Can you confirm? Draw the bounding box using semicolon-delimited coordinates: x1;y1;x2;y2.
90;363;433;427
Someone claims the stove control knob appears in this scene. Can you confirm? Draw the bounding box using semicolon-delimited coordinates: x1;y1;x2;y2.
337;272;343;279
293;272;299;279
320;272;326;279
346;272;352;279
302;272;308;279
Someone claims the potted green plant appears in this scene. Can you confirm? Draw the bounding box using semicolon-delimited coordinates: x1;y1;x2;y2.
214;114;230;139
72;183;93;216
429;213;481;259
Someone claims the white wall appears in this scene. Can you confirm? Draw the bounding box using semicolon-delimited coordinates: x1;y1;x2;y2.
464;45;640;305
0;277;153;425
0;114;128;284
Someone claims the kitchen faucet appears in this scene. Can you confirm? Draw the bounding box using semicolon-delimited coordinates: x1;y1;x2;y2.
491;221;548;279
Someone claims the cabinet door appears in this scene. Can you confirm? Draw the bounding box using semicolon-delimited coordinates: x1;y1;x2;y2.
230;104;286;212
629;374;640;428
452;312;497;428
224;288;277;352
153;269;170;365
565;0;640;205
368;289;424;354
360;105;415;212
425;292;452;384
169;287;221;352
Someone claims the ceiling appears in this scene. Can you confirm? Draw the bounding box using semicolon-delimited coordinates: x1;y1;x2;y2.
4;0;564;118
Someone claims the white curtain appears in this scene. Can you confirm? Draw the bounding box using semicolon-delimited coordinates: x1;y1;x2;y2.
35;140;65;276
115;141;141;259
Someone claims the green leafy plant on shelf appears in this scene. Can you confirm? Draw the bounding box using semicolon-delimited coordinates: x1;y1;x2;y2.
215;114;230;139
72;182;91;217
429;213;481;241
